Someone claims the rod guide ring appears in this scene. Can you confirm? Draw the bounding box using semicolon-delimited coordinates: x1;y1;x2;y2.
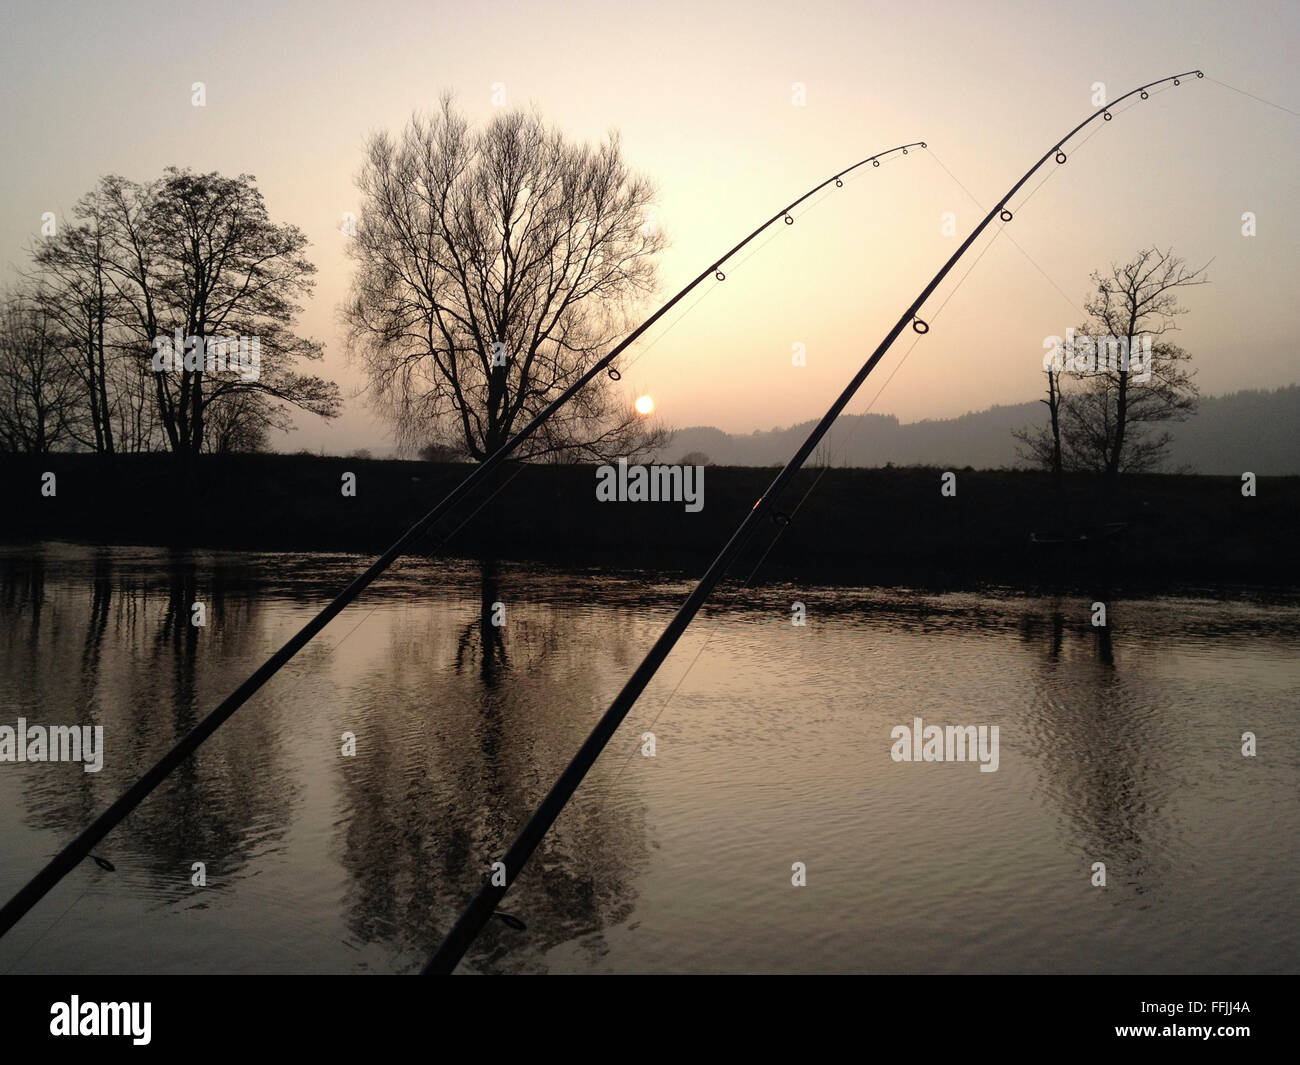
912;318;929;335
999;208;1013;222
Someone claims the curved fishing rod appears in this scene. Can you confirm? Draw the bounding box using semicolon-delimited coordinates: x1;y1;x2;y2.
424;69;1204;974
0;142;924;941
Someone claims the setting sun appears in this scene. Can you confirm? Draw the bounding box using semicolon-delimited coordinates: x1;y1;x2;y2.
635;395;654;415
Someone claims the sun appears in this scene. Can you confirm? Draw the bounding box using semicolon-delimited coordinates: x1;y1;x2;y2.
634;395;654;415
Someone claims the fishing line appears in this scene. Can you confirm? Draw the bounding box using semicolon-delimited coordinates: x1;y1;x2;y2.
744;90;1168;554
594;191;1018;789
612;79;1207;815
142;155;905;959
926;147;1083;318
423;70;1205;974
1204;76;1300;118
441;151;928;939
573;159;926;791
4;457;533;969
280;461;531;669
0;884;94;975
0;142;926;940
615;152;905;383
578;475;817;804
0;458;525;929
594;217;1013;763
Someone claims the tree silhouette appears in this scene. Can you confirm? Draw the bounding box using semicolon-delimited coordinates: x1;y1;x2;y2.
1016;247;1206;480
32;170;341;455
0;292;80;453
344;96;668;463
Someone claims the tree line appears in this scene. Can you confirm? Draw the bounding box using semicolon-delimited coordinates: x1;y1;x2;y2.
0;99;1203;472
4;94;669;464
0;169;340;455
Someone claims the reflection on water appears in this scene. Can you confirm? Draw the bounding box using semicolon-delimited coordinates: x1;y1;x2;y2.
0;543;1297;974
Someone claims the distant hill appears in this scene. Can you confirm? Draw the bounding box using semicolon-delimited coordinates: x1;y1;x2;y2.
657;385;1300;474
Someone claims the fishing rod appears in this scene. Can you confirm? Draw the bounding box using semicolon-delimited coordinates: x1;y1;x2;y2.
0;142;924;940
424;69;1204;974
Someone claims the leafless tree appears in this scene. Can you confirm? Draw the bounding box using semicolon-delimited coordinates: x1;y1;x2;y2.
29;209;119;452
344;97;669;463
70;170;341;455
0;293;81;453
1013;364;1065;486
201;390;272;454
1070;247;1205;477
1015;247;1205;479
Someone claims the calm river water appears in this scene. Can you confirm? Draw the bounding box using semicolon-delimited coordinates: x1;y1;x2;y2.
0;543;1296;974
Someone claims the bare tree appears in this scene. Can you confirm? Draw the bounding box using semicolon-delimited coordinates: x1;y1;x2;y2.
1012;364;1065;486
29;209;118;453
1071;247;1205;478
201;390;271;454
1015;247;1205;479
108;349;163;452
78;170;341;455
344;97;669;462
0;293;81;453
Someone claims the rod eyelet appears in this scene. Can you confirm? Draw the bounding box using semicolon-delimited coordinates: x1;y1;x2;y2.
920;142;927;148
714;269;725;281
872;159;880;167
784;215;793;225
1173;78;1180;86
1140;90;1149;99
1055;150;1067;164
999;209;1013;222
902;147;908;154
835;178;843;187
912;318;929;335
1103;111;1112;121
770;509;792;527
607;367;621;381
1196;71;1203;78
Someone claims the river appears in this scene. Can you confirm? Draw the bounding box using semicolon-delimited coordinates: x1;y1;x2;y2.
0;543;1296;973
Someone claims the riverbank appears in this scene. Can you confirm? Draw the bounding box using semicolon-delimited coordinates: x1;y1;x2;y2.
1;454;1295;590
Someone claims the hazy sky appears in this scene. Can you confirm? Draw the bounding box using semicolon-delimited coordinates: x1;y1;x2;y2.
2;0;1296;455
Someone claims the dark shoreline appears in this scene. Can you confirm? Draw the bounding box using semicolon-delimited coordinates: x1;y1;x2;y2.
2;453;1296;593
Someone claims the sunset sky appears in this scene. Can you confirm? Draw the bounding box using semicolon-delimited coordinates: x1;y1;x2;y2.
2;0;1296;455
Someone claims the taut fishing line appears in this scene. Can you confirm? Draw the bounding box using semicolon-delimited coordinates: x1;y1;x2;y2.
424;70;1206;974
0;143;926;940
